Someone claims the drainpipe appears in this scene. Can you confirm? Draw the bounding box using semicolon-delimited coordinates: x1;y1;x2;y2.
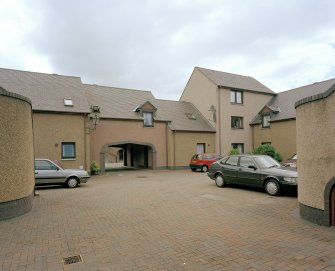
173;130;176;169
165;123;169;169
218;86;222;155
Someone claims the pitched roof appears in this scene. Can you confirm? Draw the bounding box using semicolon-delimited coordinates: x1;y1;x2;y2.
84;84;216;132
196;67;275;94
83;84;161;120
151;99;216;132
250;78;335;124
0;68;90;113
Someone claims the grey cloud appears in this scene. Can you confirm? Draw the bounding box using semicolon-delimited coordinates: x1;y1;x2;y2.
26;0;335;99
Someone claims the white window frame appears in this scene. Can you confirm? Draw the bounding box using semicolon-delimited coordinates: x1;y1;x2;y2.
143;112;154;127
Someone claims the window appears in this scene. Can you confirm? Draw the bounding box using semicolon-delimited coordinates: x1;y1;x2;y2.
231;116;244;129
225;156;239;166
230;90;243;104
231;143;244;154
197;143;205;154
64;98;73;106
143;112;153;127
35;160;58;170
239;157;256;168
62;142;76;159
262;115;271;128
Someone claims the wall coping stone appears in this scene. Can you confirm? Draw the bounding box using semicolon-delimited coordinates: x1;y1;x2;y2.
295;82;335;108
0;86;32;105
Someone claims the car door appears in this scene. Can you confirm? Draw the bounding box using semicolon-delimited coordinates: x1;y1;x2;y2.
237;156;261;187
220;156;239;184
34;160;65;184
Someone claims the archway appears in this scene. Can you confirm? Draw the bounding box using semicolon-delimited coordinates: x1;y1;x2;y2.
100;141;157;173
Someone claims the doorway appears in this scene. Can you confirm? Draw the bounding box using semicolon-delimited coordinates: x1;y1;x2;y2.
331;186;335;226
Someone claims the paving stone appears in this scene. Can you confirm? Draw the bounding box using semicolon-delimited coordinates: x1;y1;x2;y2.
0;170;334;270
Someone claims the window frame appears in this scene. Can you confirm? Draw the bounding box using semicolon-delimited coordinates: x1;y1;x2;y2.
63;98;73;107
143;112;154;127
231;116;244;129
262;114;271;128
61;142;76;160
231;143;244;154
196;143;206;154
230;90;243;104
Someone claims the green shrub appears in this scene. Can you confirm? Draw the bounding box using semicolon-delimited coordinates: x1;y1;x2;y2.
229;148;240;155
252;144;282;162
90;161;100;175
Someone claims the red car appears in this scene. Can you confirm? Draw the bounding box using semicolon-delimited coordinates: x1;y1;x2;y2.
283;154;297;168
190;153;222;172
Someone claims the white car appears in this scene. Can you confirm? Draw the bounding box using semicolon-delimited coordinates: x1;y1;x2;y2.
34;158;90;188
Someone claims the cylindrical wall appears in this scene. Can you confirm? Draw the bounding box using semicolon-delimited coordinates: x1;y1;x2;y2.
0;88;35;220
296;88;335;226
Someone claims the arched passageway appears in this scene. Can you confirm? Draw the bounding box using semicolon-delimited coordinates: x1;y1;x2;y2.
100;141;157;173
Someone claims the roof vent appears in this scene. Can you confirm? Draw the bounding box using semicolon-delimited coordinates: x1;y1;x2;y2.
185;113;196;120
64;98;73;107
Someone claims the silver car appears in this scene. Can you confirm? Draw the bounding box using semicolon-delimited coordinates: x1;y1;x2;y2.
34;158;90;188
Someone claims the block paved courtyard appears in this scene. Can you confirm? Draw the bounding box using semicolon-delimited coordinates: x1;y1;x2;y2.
0;169;334;271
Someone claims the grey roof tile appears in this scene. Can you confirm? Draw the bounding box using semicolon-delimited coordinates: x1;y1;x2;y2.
83;84;158;120
0;68;90;113
250;78;335;124
152;99;216;132
196;67;275;94
84;84;215;132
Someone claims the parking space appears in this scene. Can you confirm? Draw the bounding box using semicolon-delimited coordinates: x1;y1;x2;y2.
0;170;334;270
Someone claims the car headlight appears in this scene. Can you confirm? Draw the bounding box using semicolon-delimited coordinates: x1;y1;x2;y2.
283;177;297;183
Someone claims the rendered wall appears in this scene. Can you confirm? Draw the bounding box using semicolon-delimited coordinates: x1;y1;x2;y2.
218;89;273;156
167;129;215;168
32;113;89;170
296;91;335;211
180;68;217;126
0;89;34;220
180;69;273;156
252;119;296;160
90;119;168;169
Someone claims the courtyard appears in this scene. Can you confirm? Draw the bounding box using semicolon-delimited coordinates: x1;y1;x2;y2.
0;170;334;271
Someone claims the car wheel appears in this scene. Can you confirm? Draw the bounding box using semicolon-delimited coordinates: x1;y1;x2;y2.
264;179;280;196
191;168;196;172
201;165;208;172
215;174;225;188
66;177;79;188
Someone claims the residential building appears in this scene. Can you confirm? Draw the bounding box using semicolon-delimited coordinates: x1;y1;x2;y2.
0;68;215;173
180;67;275;156
250;78;335;160
0;68;91;170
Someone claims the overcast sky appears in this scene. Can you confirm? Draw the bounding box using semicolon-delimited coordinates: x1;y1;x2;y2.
1;0;335;100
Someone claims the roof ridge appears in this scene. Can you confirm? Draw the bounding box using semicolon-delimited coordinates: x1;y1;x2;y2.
83;83;152;93
0;67;81;79
278;77;335;94
196;66;253;78
154;98;188;103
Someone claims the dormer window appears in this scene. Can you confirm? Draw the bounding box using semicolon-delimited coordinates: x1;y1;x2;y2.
262;115;271;128
143;112;153;127
64;98;73;107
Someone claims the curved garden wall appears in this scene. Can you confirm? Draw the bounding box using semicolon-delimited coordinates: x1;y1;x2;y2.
295;84;335;226
0;87;35;220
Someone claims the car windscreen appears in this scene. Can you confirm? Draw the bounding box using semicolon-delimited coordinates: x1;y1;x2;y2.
254;156;281;169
